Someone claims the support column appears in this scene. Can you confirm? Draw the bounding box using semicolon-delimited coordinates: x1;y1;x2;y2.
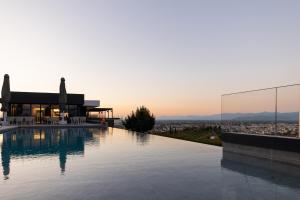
40;104;42;124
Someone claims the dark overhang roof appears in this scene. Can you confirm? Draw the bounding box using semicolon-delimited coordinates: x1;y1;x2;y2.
87;108;113;112
10;91;84;105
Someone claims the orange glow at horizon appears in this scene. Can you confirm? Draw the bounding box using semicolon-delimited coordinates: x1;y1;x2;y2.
101;98;221;117
0;1;300;118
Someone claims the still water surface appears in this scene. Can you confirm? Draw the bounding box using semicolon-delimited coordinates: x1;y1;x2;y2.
0;128;300;200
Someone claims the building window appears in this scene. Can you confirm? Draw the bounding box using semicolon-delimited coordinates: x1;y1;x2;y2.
22;104;31;116
32;104;41;123
51;105;60;118
68;105;78;117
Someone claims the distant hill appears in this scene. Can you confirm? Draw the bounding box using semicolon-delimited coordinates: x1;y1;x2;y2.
157;114;221;121
222;112;298;122
158;112;299;122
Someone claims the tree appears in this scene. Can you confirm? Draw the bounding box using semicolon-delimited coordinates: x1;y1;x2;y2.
123;106;155;132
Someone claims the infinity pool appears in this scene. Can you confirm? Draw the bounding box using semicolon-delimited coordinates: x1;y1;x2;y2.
1;128;300;200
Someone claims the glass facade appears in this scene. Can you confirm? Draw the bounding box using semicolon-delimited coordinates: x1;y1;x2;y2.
68;105;78;117
8;103;85;124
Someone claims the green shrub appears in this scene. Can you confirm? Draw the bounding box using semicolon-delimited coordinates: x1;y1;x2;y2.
123;106;155;132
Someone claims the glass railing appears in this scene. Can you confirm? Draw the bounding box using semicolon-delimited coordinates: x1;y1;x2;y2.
221;84;300;138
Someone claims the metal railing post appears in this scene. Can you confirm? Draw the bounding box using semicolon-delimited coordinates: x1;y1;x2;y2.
275;87;278;136
221;95;223;133
299;106;300;138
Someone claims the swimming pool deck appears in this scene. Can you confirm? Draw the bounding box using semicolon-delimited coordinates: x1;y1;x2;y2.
0;123;107;132
0;125;18;132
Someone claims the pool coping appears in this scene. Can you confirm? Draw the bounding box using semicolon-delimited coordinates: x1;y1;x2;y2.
221;132;300;153
149;133;223;148
0;123;107;133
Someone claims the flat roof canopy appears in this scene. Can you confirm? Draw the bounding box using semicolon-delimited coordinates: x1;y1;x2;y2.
87;108;113;112
10;92;85;105
84;100;100;107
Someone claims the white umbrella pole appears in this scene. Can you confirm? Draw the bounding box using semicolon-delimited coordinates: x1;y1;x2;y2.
2;112;7;126
60;112;67;125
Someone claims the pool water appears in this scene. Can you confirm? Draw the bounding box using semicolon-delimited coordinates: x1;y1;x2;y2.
1;128;300;200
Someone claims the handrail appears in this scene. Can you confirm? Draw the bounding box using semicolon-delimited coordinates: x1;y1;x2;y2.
222;83;300;96
221;84;300;138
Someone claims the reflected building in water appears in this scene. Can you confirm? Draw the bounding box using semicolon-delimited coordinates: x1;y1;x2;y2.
0;128;101;179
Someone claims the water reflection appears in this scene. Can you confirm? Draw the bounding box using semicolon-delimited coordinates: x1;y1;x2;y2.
1;141;10;180
1;128;300;199
127;131;150;145
221;151;300;190
0;128;102;179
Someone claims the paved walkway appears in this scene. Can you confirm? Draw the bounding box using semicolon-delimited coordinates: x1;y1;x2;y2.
0;126;18;132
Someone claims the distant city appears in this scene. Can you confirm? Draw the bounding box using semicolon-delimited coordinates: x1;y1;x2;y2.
153;120;220;133
222;122;299;137
157;112;299;121
154;111;299;137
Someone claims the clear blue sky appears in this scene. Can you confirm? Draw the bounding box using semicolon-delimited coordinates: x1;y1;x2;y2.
0;0;299;117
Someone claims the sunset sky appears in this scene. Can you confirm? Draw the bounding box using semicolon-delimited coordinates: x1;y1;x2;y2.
0;0;299;118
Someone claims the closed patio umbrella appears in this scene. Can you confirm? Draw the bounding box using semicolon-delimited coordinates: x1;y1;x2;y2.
59;77;67;124
1;74;11;125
